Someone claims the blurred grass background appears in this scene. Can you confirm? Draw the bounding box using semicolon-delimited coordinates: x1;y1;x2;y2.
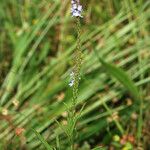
0;0;150;149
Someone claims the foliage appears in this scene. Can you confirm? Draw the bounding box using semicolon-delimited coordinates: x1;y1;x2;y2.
0;0;150;149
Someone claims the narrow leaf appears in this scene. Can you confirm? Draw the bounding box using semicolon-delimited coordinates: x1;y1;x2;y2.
32;128;53;150
94;49;140;101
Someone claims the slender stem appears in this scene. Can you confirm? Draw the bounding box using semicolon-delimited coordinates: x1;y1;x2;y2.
70;17;82;150
72;17;82;108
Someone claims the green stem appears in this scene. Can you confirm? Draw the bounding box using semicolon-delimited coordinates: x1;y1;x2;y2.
70;17;82;150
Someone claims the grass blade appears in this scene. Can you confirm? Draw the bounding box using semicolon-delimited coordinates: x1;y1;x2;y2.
31;128;53;150
94;49;140;101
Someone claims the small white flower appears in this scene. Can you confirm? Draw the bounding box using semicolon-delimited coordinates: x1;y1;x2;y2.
70;71;74;77
78;5;82;11
73;4;77;9
69;71;81;87
71;0;76;4
69;80;74;87
69;71;75;87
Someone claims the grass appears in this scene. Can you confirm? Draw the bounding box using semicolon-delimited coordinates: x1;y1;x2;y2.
0;0;150;149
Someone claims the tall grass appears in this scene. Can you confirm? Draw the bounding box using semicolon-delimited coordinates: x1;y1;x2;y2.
0;0;150;149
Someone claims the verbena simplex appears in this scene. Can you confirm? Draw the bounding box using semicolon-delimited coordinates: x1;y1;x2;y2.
70;0;83;106
68;0;83;149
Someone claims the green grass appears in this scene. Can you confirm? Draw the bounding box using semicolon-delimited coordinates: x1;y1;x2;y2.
0;0;150;149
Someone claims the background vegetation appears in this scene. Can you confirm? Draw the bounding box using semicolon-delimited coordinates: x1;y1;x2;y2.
0;0;150;149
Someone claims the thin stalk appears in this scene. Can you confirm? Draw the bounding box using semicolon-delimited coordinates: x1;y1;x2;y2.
70;17;82;150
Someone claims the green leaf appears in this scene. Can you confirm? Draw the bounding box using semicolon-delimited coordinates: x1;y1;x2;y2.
31;128;53;150
94;49;140;101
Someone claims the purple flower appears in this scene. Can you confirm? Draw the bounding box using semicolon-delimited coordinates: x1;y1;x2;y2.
71;0;83;18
